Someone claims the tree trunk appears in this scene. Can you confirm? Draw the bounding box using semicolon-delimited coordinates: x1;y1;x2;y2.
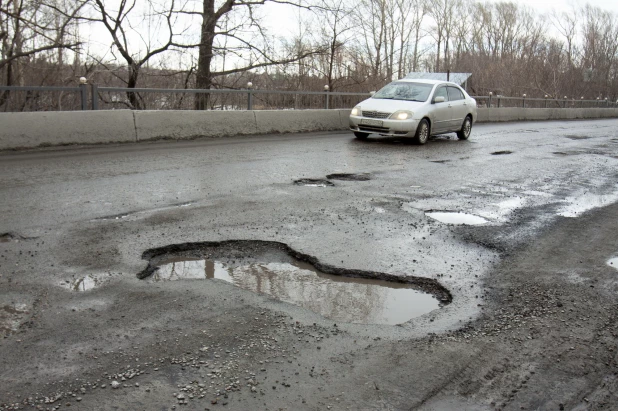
126;65;142;110
195;0;216;110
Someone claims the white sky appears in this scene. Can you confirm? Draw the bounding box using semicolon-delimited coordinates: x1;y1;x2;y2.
262;0;618;39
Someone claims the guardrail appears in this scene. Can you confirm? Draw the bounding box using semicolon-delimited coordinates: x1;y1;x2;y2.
1;84;616;112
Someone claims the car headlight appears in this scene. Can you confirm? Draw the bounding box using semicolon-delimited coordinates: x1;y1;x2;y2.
390;110;414;120
351;106;361;116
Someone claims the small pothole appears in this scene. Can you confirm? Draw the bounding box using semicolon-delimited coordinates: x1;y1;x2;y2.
491;150;513;155
294;179;335;187
325;173;371;181
565;135;591;140
0;232;26;243
138;241;451;325
426;211;489;225
430;160;451;164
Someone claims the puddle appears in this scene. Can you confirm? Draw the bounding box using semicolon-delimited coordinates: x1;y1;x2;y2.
294;179;335;187
0;304;29;335
138;241;450;325
430;160;451;164
59;273;117;291
608;257;618;271
425;211;489;225
491;151;513;155
553;152;570;156
325;173;371;181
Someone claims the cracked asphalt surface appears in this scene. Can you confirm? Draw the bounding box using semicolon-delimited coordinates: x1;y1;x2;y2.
1;119;618;410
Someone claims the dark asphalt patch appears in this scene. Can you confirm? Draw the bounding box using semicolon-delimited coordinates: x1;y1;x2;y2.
325;173;371;181
294;179;335;187
137;240;452;325
491;151;513;155
430;160;451;164
553;152;571;156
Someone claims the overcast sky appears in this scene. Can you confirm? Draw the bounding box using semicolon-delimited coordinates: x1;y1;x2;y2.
263;0;618;39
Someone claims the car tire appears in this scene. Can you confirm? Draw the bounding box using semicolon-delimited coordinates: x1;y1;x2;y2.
457;116;472;140
413;119;430;145
354;132;369;139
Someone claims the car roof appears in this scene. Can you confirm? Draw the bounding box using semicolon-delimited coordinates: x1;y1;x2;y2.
394;79;460;86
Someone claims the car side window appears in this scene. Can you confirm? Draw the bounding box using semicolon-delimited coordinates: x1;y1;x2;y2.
433;86;448;102
447;86;465;101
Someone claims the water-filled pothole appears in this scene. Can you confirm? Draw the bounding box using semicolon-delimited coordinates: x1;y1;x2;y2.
565;135;591;140
426;211;489;225
138;241;450;325
491;150;513;155
294;179;335;187
59;273;117;291
325;173;371;181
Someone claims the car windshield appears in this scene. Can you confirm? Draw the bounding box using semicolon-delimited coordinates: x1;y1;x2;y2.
372;82;433;102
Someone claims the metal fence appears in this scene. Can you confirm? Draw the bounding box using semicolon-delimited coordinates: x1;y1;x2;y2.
1;83;617;112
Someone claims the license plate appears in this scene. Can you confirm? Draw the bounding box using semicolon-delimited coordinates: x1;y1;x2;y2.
360;118;383;127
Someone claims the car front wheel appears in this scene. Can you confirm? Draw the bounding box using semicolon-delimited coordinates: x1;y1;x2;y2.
354;131;369;139
413;119;430;145
457;116;472;140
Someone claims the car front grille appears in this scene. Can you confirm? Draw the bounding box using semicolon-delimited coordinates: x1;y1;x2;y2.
362;110;390;119
359;125;390;133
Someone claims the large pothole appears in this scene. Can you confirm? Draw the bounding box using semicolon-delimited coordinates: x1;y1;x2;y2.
138;241;451;325
293;179;335;187
425;211;489;225
325;173;371;181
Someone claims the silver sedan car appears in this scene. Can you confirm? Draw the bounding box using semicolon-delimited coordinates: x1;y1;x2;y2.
349;79;477;144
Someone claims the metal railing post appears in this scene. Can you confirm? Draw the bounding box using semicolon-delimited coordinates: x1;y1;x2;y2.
544;95;548;108
79;77;88;111
246;82;253;110
91;84;98;110
324;85;330;109
497;96;501;108
522;94;526;108
488;92;492;108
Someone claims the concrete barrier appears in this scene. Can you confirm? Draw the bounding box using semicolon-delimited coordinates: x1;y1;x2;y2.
254;109;341;134
1;108;618;150
475;107;618;122
0;111;136;150
134;110;257;141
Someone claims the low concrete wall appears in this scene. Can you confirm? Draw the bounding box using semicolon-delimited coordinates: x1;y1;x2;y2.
134;110;258;141
0;111;136;150
475;107;618;122
1;108;617;150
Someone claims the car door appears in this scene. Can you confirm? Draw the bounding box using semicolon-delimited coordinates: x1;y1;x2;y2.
431;85;451;134
447;86;468;131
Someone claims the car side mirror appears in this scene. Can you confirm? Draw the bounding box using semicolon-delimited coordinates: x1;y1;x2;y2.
434;96;445;104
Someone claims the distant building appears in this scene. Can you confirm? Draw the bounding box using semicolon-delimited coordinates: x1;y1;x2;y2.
404;72;472;90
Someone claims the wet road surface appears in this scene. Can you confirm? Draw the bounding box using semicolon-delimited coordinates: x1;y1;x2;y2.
1;119;618;410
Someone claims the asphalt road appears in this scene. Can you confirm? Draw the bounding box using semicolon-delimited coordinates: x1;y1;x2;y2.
1;119;618;410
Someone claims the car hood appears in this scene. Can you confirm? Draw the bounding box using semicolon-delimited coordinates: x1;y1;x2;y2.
357;98;426;112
